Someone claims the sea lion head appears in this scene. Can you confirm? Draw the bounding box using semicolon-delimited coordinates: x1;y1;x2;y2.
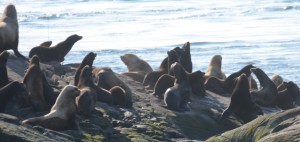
120;53;138;66
80;65;93;85
210;55;222;68
284;81;300;106
242;64;256;76
29;55;40;65
170;62;187;83
66;34;82;42
63;85;80;99
182;42;190;52
3;4;17;19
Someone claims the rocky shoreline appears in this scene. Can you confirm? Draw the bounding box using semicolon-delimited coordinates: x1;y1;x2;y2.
1;53;299;142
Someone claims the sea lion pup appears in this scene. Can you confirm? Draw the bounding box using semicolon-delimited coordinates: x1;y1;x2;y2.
180;42;192;73
0;4;26;59
97;68;133;108
250;68;278;107
23;55;48;111
120;53;153;82
204;54;226;80
276;81;300;110
77;65;113;105
271;74;283;88
153;70;206;98
0;81;23;112
205;64;255;95
0;51;9;88
221;74;263;123
28;34;82;62
22;85;80;131
164;62;192;111
74;52;97;86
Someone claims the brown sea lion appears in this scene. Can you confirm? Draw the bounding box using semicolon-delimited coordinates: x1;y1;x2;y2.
164;62;192;111
205;64;255;95
23;55;48;111
167;50;180;76
29;34;82;62
0;81;24;112
77;65;113;104
74;52;97;86
153;70;206;98
0;51;9;88
180;42;192;73
204;55;226;80
271;74;283;88
250;68;278;107
120;53;153;82
96;68;132;108
22;85;80;131
276;81;300;110
0;4;26;59
249;75;258;90
221;74;263;123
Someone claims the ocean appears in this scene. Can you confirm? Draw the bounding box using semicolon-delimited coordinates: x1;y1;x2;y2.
1;0;300;85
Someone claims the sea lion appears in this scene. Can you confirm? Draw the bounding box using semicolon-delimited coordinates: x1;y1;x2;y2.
0;4;26;59
204;55;226;80
74;52;97;86
221;74;263;123
205;64;255;95
97;68;132;108
164;62;192;111
153;70;206;98
249;75;258;90
276;81;300;110
76;87;95;116
143;48;179;89
0;51;9;88
120;53;153;82
271;74;283;88
0;81;23;112
29;34;82;62
250;68;278;107
39;41;52;47
180;42;192;73
77;65;113;105
22;85;80;131
23;55;48;111
109;86;129;107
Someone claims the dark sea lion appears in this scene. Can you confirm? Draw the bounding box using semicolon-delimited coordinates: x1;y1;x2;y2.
153;70;206;98
180;42;192;73
23;55;48;111
77;65;113;104
29;34;82;62
249;75;258;90
164;62;192;111
0;4;26;59
221;74;263;123
276;81;300;110
120;53;153;82
0;81;23;112
143;48;179;89
250;68;278;107
39;41;52;47
22;85;80;131
74;52;97;86
205;64;255;95
76;87;95;116
204;55;226;80
97;68;133;108
109;86;129;108
0;51;9;88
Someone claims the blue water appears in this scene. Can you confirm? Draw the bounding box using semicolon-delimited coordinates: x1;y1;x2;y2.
1;0;300;85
